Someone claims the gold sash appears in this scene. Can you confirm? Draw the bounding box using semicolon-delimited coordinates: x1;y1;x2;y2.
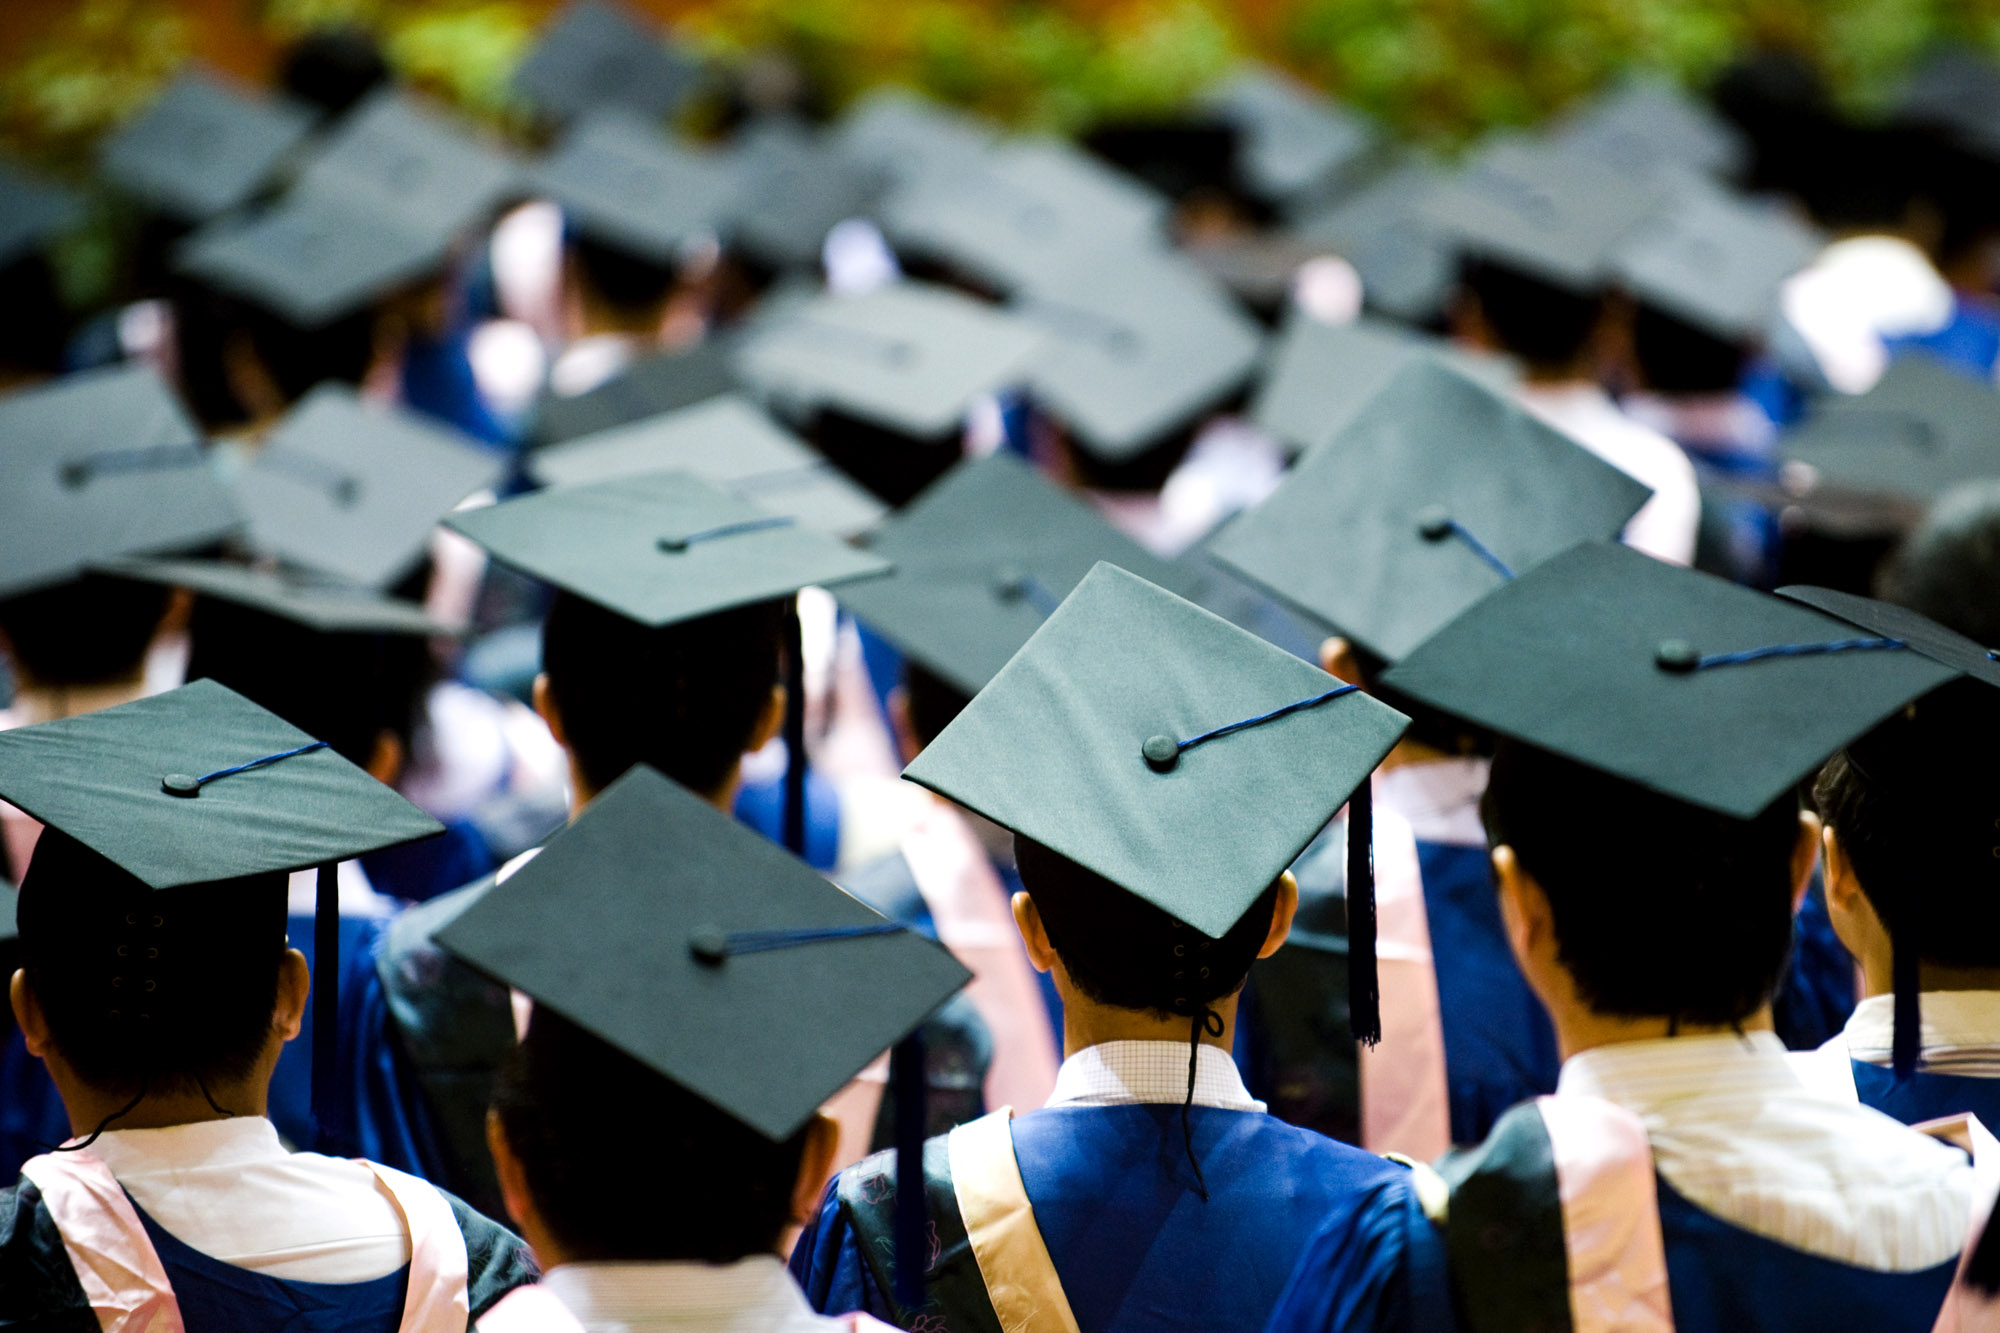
946;1109;1081;1333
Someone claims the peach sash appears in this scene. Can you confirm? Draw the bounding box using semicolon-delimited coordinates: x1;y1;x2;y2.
1922;1115;2000;1332
1532;1095;1675;1333
1357;804;1452;1163
946;1108;1080;1333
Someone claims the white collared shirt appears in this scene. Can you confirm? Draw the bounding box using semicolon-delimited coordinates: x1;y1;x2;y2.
1842;991;2000;1075
543;1255;852;1331
1558;1031;1973;1271
1045;1040;1265;1112
1515;382;1701;567
86;1117;411;1281
1373;757;1490;848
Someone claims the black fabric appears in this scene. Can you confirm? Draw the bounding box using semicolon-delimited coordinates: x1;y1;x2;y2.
1438;1101;1574;1333
832;1141;1005;1333
453;1191;541;1319
0;1181;99;1332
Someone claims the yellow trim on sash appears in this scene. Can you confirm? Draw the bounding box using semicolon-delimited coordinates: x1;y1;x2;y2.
1383;1152;1451;1224
946;1108;1082;1333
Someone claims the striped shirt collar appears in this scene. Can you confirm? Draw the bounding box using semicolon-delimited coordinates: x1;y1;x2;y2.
543;1256;842;1331
1845;990;2000;1068
1372;757;1490;847
1046;1040;1265;1112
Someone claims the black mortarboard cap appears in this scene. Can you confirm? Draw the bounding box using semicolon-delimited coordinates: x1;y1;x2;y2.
733;282;1045;440
1212;360;1653;661
235;383;505;590
534;111;737;263
1380;541;1959;819
1292;158;1455;325
435;763;969;1139
1780;357;2000;504
531;338;738;445
835;90;995;190
1898;48;2000;162
294;91;519;245
447;468;890;627
1776;585;2000;689
512;0;703;127
0;160;82;269
99;69;314;223
834;452;1192;697
1553;78;1748;181
527;394;886;538
175;194;446;329
726;119;884;271
96;556;455;637
0;364;239;599
1610;182;1821;343
1205;65;1377;211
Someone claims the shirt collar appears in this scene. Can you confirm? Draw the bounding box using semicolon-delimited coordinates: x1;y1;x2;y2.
1845;991;2000;1062
1046;1040;1264;1112
544;1255;812;1323
88;1116;289;1176
1372;757;1490;846
1557;1030;1797;1107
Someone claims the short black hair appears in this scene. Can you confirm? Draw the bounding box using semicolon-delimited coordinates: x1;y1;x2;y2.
1481;740;1799;1025
569;233;679;316
1879;479;2000;648
901;661;970;753
1015;835;1278;1020
1459;257;1604;370
1631;303;1751;396
0;575;171;687
540;591;784;798
18;828;288;1097
0;253;70;377
171;282;377;425
494;1007;809;1262
1814;679;2000;970
279;25;391;122
808;409;962;508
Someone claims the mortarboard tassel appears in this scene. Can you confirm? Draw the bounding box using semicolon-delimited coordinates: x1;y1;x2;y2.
1892;931;1921;1083
1348;779;1380;1048
890;1032;930;1313
311;858;349;1154
781;598;809;858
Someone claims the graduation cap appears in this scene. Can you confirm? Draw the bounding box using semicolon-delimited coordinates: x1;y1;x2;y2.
1780;357;2000;505
531;337;738;445
1079;118;1242;205
834;90;995;191
234;384;504;590
1378;541;1958;820
1014;249;1264;463
527;394;885;538
0;678;442;1147
1251;312;1516;457
1204;65;1377;211
1897;48;2000;162
733;281;1045;441
0;160;84;270
906;561;1408;1047
1553;78;1749;181
1421;136;1669;294
175;193;447;329
511;0;703;127
1610;182;1822;343
293;91;519;245
533;111;737;263
99;69;314;224
0;364;240;600
1292;158;1456;325
834;452;1193;697
436;763;966;1304
1212;360;1653;661
95;556;455;637
726;119;884;271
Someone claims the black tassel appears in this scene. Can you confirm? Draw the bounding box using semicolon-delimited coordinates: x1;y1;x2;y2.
1347;781;1380;1047
1892;935;1921;1083
1966;1209;2000;1297
312;860;349;1154
781;598;809;858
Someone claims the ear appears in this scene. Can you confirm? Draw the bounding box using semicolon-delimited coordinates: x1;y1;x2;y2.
1318;637;1364;689
1791;810;1823;917
1492;845;1554;987
11;969;50;1060
789;1111;841;1229
365;730;405;789
747;684;787;755
1821;819;1861;912
1012;892;1057;975
887;686;922;766
1258;871;1299;960
487;1109;539;1236
531;673;567;748
274;948;310;1044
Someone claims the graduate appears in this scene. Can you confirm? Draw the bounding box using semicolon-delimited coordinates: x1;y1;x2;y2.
0;681;535;1328
1208;359;1650;1156
794;562;1412;1332
1267;543;1982;1333
432;765;967;1332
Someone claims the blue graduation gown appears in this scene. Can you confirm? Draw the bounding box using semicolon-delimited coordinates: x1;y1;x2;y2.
1853;1060;2000;1130
793;1103;1398;1333
0;1027;67;1180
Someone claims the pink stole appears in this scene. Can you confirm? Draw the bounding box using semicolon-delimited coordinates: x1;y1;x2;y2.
1357;804;1451;1163
1920;1115;2000;1332
1532;1095;1674;1333
22;1146;471;1333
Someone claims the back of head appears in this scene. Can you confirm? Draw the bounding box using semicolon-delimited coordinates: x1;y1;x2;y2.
1346;641;1494;759
0;253;70;381
0;574;171;688
1814;678;2000;970
494;1007;806;1262
18;828;287;1099
1459;257;1603;370
540;591;783;798
569;233;679;319
1631;303;1752;396
279;26;391;122
1880;479;2000;647
901;661;970;753
171;281;377;426
1015;835;1277;1021
1481;740;1799;1025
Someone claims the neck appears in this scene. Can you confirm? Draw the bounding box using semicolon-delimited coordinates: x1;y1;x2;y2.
1376;735;1464;773
8;673;148;725
1059;987;1240;1060
49;1059;270;1140
567;759;743;819
1554;1003;1776;1063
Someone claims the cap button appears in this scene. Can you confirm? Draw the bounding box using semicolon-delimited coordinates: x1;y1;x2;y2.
160;774;201;798
1655;640;1700;673
689;926;730;966
992;564;1028;601
1414;505;1453;541
657;536;691;553
333;477;361;509
1142;734;1180;772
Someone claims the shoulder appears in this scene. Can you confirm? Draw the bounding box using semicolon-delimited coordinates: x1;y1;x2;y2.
441;1189;540;1318
1267;1166;1454;1333
0;1178;95;1329
375;876;513;1047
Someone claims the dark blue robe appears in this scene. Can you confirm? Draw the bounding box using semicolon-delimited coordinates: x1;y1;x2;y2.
1853;1060;2000;1130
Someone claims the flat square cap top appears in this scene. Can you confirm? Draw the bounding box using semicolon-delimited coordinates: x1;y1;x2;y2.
294;91;518;244
1205;65;1375;205
1379;542;1958;818
905;563;1409;937
447;468;889;626
835;453;1190;697
533;112;737;261
1780;357;2000;503
435;765;969;1140
236;384;504;590
1212;360;1653;661
725;120;884;270
1611;183;1821;342
0;160;83;268
733;282;1045;439
1293;159;1456;324
176;194;447;329
835;90;995;190
0;679;443;889
100;69;313;222
512;0;702;125
97;557;455;637
527;394;885;538
0;364;239;599
532;338;738;445
1777;585;2000;689
1553;79;1748;180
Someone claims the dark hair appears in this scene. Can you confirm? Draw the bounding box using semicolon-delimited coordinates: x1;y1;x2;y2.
0;253;70;377
185;597;431;769
540;591;784;798
1015;836;1278;1019
171;282;377;425
1631;303;1751;396
901;661;970;752
0;575;171;687
1481;740;1799;1025
808;409;962;508
279;26;391;122
494;1007;809;1262
570;233;679;316
1345;641;1494;759
18;828;288;1097
1879;479;2000;648
1459;257;1604;370
1814;679;2000;970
